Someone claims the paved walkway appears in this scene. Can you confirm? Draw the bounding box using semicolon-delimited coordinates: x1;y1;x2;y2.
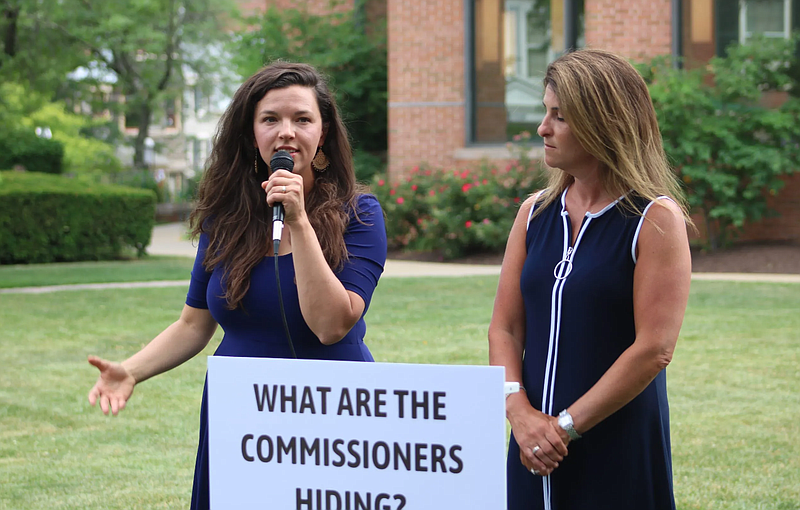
148;222;503;278
1;223;798;294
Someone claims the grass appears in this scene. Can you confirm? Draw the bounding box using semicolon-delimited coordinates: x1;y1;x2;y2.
0;271;798;509
0;256;195;289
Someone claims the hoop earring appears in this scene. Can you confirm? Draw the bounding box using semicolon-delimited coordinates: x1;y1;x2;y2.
254;151;259;175
311;147;329;172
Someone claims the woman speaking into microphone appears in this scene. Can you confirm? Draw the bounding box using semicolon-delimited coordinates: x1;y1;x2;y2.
86;61;388;510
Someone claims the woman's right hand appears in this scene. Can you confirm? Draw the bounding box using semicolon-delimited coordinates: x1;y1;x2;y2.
87;355;136;416
507;395;569;476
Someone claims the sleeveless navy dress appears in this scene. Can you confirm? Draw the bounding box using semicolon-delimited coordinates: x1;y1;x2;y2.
506;188;675;510
183;194;387;510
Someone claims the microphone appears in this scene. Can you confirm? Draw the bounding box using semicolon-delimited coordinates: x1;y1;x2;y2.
269;150;294;245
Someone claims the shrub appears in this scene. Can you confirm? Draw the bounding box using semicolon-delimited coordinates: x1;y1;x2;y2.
353;149;385;184
0;171;156;264
0;130;65;175
372;134;547;259
0;82;121;179
640;35;800;249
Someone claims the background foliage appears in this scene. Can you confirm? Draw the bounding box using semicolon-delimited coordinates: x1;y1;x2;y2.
640;35;800;249
0;82;121;178
372;133;547;259
0;171;155;263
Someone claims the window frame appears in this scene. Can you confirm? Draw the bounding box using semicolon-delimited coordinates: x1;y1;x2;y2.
739;0;792;43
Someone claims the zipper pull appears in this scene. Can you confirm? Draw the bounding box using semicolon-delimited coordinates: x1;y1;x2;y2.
554;247;575;280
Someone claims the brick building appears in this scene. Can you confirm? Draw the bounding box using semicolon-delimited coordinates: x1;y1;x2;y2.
387;0;800;242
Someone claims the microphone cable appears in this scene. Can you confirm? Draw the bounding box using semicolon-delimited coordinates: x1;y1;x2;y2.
268;150;298;359
273;238;297;359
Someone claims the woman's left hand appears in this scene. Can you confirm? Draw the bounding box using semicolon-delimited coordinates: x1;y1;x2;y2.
262;169;307;224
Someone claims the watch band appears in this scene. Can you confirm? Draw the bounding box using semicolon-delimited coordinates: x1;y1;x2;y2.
558;409;582;441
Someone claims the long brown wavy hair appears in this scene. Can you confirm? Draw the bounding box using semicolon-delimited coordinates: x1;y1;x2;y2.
532;49;691;225
189;62;363;310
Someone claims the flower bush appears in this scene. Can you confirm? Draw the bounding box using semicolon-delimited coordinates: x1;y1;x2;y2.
372;134;547;259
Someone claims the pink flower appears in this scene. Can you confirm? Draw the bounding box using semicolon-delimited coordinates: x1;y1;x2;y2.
417;218;423;225
460;170;470;179
429;189;435;196
411;184;418;191
513;197;521;203
483;218;491;224
378;179;385;186
389;188;396;196
396;197;405;204
411;165;420;174
465;220;473;228
462;183;472;193
482;179;488;185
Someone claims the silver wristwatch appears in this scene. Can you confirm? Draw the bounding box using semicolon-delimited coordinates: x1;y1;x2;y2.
557;409;582;441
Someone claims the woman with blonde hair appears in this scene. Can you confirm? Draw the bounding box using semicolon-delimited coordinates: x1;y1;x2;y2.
489;49;691;509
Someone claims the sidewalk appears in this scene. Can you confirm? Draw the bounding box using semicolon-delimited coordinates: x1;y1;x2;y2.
2;224;798;295
150;222;800;282
149;222;503;278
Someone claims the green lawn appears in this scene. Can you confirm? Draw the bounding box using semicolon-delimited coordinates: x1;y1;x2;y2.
0;256;195;289
0;272;798;509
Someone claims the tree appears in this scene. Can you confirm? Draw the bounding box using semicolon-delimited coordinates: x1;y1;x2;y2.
0;0;87;93
3;0;237;169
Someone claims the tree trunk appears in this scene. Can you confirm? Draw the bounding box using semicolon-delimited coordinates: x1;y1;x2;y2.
2;6;19;59
132;102;152;170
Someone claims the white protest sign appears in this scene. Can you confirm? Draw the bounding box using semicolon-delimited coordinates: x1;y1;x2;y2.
207;356;507;510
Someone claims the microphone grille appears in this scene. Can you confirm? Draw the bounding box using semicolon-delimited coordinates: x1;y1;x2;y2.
270;150;295;172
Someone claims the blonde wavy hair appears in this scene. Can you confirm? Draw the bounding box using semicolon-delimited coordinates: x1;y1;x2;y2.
532;49;691;224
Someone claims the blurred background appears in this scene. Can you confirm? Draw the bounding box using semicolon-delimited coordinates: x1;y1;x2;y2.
2;0;799;262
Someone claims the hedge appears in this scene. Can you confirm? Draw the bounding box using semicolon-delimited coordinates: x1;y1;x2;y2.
0;171;156;264
0;131;65;175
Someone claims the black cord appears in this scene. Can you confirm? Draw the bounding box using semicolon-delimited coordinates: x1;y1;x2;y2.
273;239;298;359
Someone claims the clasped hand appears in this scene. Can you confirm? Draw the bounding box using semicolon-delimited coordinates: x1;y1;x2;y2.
507;399;570;477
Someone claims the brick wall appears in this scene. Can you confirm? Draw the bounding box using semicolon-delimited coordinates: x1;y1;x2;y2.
269;0;355;11
738;174;800;243
387;0;465;179
585;0;672;61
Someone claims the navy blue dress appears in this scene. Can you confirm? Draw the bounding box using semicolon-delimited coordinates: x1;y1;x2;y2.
184;194;387;510
507;189;675;510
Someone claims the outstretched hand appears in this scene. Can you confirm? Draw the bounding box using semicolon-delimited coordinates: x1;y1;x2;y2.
87;355;136;416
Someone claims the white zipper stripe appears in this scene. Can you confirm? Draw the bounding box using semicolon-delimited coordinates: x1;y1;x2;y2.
539;188;596;510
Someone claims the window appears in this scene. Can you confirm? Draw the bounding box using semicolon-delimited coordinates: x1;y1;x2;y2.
716;0;799;56
164;98;176;128
740;0;790;42
472;0;584;143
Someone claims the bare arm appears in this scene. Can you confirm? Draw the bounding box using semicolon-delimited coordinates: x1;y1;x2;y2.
566;200;691;435
489;196;568;475
264;171;366;345
88;305;218;415
289;215;365;345
120;305;218;383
